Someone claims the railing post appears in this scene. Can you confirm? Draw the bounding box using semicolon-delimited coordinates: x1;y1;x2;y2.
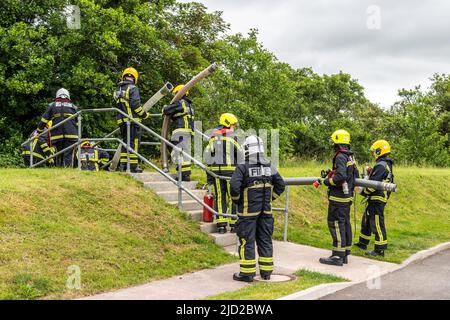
77;114;82;169
283;186;290;242
126;121;131;173
177;150;183;210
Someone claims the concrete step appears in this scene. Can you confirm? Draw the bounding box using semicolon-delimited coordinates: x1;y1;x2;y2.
169;200;203;211
156;189;206;202
200;222;218;234
188;210;203;221
144;181;198;192
131;172;168;183
210;232;238;247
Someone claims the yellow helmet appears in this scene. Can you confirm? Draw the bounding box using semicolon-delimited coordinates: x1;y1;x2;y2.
331;129;351;145
219;113;238;127
370;140;391;159
173;84;188;96
122;67;139;84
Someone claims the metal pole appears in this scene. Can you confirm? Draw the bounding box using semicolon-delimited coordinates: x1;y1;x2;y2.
126;121;131;173
177;150;183;210
283;186;290;242
77;114;82;169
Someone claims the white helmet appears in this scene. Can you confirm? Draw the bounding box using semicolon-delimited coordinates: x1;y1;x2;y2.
243;135;265;157
56;88;70;99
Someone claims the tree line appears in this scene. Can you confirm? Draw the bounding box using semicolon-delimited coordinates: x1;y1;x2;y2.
0;0;448;166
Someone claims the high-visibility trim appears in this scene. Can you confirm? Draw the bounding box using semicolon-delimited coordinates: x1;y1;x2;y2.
359;233;371;240
64;135;79;139
40;118;49;123
231;195;240;200
239;259;256;265
335;221;342;250
370;196;388;203
208;166;236;171
22;151;45;159
332;247;346;252
240;267;256;273
375;215;384;243
374;240;388;245
258;257;273;263
272;192;281;200
329;178;336;186
240;238;246;261
329;196;352;203
346;161;353;166
50;135;64;140
259;265;273;271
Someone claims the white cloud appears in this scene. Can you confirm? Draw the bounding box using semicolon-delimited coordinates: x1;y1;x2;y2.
180;0;450;107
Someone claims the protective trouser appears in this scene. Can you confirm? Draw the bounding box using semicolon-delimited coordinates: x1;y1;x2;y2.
236;214;274;278
327;202;352;258
170;131;192;180
209;176;237;228
119;123;141;170
359;201;388;250
53;139;77;167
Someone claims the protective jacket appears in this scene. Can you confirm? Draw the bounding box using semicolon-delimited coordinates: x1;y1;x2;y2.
163;97;194;134
204;126;243;175
362;156;394;203
324;146;359;204
79;146;110;171
230;156;285;216
37;98;78;142
114;79;150;125
22;135;54;166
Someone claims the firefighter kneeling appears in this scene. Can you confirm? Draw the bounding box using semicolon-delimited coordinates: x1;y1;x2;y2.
230;135;285;282
77;141;110;171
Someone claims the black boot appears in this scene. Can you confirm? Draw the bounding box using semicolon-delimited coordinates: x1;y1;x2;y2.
131;166;143;173
233;273;253;282
365;249;384;257
230;226;236;233
261;274;271;280
217;226;227;234
343;255;348;264
354;242;368;250
319;255;344;266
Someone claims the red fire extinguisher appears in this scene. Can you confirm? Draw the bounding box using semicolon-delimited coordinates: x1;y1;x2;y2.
203;187;214;223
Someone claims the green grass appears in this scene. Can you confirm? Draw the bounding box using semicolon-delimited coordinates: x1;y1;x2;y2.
191;161;450;264
0;169;235;299
206;269;347;300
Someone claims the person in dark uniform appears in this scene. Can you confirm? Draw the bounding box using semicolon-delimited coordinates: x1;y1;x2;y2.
317;129;359;266
114;67;150;173
354;140;394;257
162;84;194;181
204;113;243;234
22;124;55;167
77;141;110;171
36;88;78;167
230;135;285;282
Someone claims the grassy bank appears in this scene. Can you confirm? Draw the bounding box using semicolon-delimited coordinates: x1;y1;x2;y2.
0;169;235;299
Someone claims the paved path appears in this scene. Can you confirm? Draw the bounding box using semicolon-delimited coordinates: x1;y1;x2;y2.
85;240;396;300
321;249;450;300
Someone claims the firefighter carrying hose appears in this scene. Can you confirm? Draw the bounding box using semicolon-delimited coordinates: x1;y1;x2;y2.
230;135;285;282
36;88;78;167
77;141;110;171
204;113;243;234
162;84;194;181
23;121;55;167
354;140;394;257
317;129;359;266
114;67;150;173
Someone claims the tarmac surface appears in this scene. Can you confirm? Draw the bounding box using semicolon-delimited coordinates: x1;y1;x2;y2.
321;249;450;300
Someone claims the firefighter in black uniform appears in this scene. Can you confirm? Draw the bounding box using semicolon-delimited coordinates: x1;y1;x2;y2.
114;67;150;173
162;84;194;181
204;113;243;234
318;129;359;266
22;125;55;167
77;141;110;171
354;140;394;257
230;135;285;282
36;88;78;167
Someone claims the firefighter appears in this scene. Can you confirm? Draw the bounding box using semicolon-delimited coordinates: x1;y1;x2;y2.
37;88;78;167
114;67;150;173
230;135;285;282
77;141;110;171
162;84;194;181
204;113;243;234
317;129;359;266
354;140;394;257
22;124;55;167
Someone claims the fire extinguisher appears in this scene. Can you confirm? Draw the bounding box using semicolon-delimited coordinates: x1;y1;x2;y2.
203;186;214;223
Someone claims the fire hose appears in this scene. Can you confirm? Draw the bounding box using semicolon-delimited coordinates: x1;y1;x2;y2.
283;177;397;192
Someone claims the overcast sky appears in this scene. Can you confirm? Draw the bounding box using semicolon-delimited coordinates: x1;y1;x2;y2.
180;0;450;107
